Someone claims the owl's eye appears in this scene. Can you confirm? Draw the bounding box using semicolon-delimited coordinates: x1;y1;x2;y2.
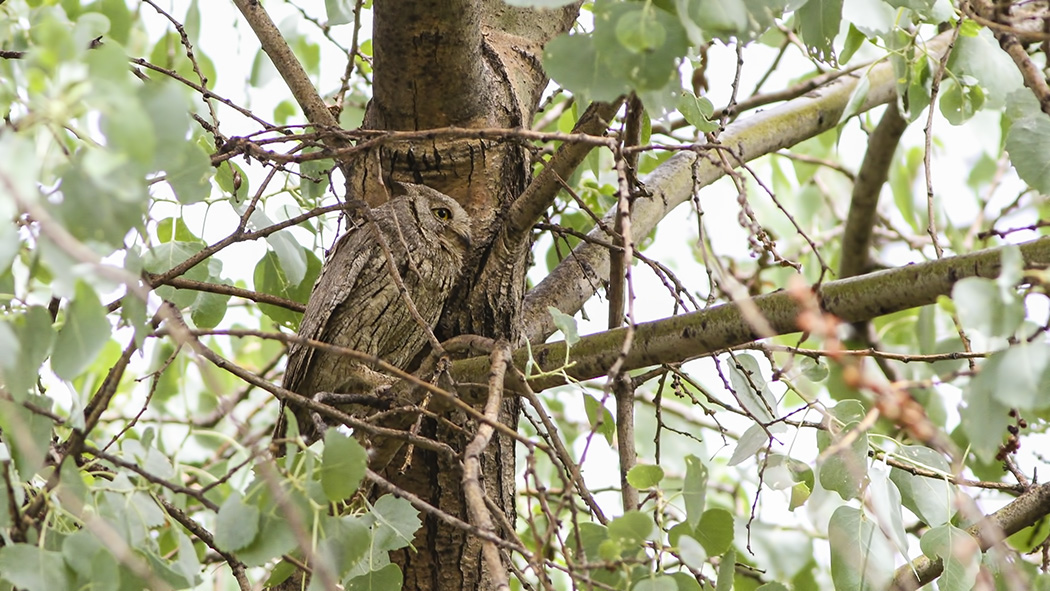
432;207;453;221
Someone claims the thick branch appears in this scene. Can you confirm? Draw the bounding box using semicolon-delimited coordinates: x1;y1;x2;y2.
890;482;1050;590
459;237;1050;390
522;33;954;343
505;101;622;240
839;102;908;279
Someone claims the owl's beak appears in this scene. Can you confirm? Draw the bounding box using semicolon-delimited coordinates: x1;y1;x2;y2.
456;229;472;251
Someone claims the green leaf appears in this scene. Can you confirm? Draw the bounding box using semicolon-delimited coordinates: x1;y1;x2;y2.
369;495;422;552
691;0;750;38
818;420;869;501
0;396;53;480
632;575;679;591
85;35;134;88
148;31;217;85
543;34;628;102
800;357;829;382
825;399;867;425
839;25;868;62
715;547;735;591
191;288;230;329
950;29;1022;109
5;306;55;400
867;466;909;557
570;522;609;564
1005;90;1050;194
214;493;261;552
930;337;966;378
173;528;202;586
0;544;72;591
920;525;980;591
346;563;403;591
164;141;214;204
939;78;985;125
683;454;708;530
63;530;120;591
215;161;250;201
695;508;734;556
677;91;719;133
764;454;814;491
729;422;777;466
301;156;335;202
254;247;322;328
592;2;688;92
615;8;667;53
140;82;189;166
325;0;355;25
182;0;201;41
608;511;656;547
729;354;778;421
789;482;812;510
797;0;842;64
52;281;112;380
889;146;922;232
100;97;155;170
312;516;371;583
144;241;209;309
96;0;133;44
627;464;665;489
0;320;17;379
55;151;147;247
582;392;615;446
960;372;1012;463
235;511;298;567
828;506;895;591
677;534;708;570
988;342;1050;410
954;275;1024;337
889;445;956;527
321;431;367;501
838;72;870;124
265;561;297;588
157;217;200;243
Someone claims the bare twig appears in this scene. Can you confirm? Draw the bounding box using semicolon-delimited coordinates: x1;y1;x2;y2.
462;342;513;591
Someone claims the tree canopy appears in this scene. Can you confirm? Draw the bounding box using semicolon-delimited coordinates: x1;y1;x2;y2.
0;1;1049;591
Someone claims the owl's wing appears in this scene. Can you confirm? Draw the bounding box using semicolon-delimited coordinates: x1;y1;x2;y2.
282;222;377;395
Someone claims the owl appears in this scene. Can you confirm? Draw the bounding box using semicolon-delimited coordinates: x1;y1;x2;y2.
274;184;472;445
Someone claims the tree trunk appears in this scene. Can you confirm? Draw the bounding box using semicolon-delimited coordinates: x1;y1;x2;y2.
344;3;580;588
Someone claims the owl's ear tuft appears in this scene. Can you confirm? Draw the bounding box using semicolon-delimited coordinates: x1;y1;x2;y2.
388;182;411;197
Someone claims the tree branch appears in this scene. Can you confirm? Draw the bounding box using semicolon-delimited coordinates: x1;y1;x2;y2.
459;236;1050;390
522;32;955;343
462;342;512;591
890;482;1050;590
505;100;623;241
839;102;908;279
231;0;343;138
158;277;305;312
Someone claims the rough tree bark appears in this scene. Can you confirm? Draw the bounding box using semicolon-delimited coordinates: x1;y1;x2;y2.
341;3;581;589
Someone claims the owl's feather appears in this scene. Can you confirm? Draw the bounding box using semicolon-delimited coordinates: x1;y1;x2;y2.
275;184;472;444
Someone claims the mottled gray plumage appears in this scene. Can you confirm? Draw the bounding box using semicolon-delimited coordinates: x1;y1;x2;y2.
275;184;472;444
